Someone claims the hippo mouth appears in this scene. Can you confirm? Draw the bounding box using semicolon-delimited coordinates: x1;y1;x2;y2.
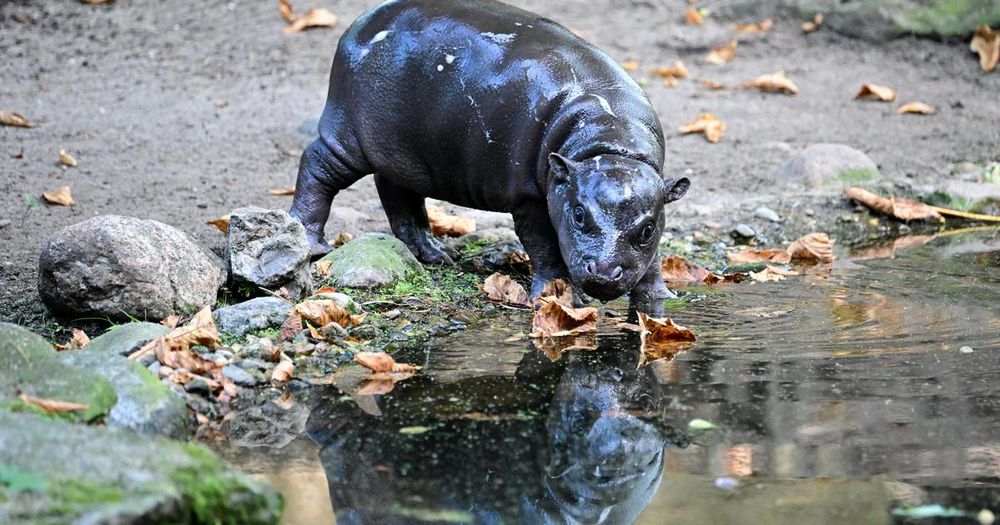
579;278;631;302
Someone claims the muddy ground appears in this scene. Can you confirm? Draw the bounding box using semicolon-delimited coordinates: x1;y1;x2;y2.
2;0;998;332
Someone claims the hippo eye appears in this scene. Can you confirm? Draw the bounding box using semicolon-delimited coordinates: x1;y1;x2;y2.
638;223;656;246
572;206;586;227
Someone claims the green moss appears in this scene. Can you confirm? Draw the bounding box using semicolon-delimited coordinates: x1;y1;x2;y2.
47;479;125;516
899;0;1000;37
457;238;491;258
836;168;878;184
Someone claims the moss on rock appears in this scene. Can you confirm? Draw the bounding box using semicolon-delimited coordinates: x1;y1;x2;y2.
319;233;425;288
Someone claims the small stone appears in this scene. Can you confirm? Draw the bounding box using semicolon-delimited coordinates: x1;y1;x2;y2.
222;365;258;387
730;223;756;241
0;218;10;229
384;309;402;320
703;220;722;230
185;377;212;395
148;361;161;376
773;143;879;190
213;297;293;337
318;232;425;288
804;208;815;217
236;358;269;372
714;477;740;490
86;322;170;356
959;346;975;354
753;207;781;222
227;207;312;300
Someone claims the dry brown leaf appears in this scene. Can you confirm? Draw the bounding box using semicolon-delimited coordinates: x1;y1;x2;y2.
160;315;182;329
58;150;78;167
166;307;221;349
856;83;897;102
426;204;476;237
660;255;722;285
786;233;835;263
738;71;798;94
638;312;696;365
278;314;303;343
207;214;230;233
354;351;421;373
331;231;354;247
684;7;704;25
706;40;738;64
282;2;338;35
482;273;531;307
268;187;296;196
731;19;773;33
278;0;295;23
621;60;640;73
271;358;295;385
896;101;935;115
802;13;823;32
0;111;34;128
55;328;91;351
651;61;689;79
749;265;799;283
970;25;999;72
845;187;943;222
293;299;364;328
662;76;679;88
698;78;726;90
530;297;598;338
130;306;221;369
727;249;792;264
678;113;726;143
273;391;296;410
539;278;574;307
42;186;74;206
314;259;333;280
18;393;90;414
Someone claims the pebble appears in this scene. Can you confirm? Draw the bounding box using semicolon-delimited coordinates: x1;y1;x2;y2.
959;346;975;354
803;208;815;217
185;377;212;395
222;365;258;387
730;223;756;241
714;477;740;490
236;358;270;372
979;509;995;525
0;218;10;229
148;362;161;376
753;207;781;222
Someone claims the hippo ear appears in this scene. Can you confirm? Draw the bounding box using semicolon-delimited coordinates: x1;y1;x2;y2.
663;177;690;204
548;153;576;187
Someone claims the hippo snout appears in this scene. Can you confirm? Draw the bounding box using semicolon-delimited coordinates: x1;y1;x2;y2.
580;258;631;300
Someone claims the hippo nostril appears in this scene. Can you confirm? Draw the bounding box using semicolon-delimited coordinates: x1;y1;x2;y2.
610;266;624;281
585;261;597;275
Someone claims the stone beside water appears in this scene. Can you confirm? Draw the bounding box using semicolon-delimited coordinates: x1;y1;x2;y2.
318;232;425;288
730;223;757;242
227;207;313;301
214;297;293;337
86;322;170;356
773;143;879;190
754;207;782;223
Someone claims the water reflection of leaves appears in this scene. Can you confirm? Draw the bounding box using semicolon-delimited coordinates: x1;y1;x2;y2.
848;234;937;261
639;313;696;366
532;334;598;362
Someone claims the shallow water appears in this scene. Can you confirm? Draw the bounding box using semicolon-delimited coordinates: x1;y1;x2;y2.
215;229;1000;524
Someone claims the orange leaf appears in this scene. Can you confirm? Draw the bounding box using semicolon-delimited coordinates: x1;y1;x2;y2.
354;351;421;373
293;299;364;328
856;83;897;102
268;187;296;196
58;150;78;167
727;249;791;265
660;255;722;285
698;78;726;90
278;0;294;23
801;13;823;33
683;7;704;25
539;278;574;308
638;312;696;365
705;40;738;65
678;113;726;143
845;187;943;222
651;61;689;79
18;394;89;414
970;25;999;72
731;19;773;33
621;59;640;73
896;101;935;115
284;7;337;34
786;233;836;263
271;358;295;385
0;111;34;128
530;297;598;338
482;273;531;307
426;204;476;237
738;71;798;95
42;186;74;206
207;214;230;233
532;333;598;362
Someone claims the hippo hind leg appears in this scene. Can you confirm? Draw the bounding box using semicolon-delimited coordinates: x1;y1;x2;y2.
374;176;456;265
290;137;367;258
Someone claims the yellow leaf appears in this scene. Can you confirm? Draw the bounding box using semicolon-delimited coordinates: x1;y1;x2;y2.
856;83;897;102
706;39;738;64
481;273;531;307
651;61;689;79
678;113;726;143
731;19;773;33
207;214;230;233
738;71;799;95
621;59;640;73
802;13;823;33
970;25;999;72
58;150;78;167
283;7;337;34
268;187;296;196
0;111;33;128
426;204;476;237
896;101;935;115
42;186;74;206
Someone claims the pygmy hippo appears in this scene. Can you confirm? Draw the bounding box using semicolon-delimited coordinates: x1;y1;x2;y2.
290;0;690;312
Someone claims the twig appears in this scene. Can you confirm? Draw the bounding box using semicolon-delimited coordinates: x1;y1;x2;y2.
930;206;1000;223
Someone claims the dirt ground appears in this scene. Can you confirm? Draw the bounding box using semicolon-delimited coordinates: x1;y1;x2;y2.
2;0;998;331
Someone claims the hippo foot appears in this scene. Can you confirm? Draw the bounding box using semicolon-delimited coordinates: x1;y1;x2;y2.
307;236;333;259
408;236;456;266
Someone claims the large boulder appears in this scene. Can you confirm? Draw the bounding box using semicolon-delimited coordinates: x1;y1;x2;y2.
792;0;1000;41
86;322;170;356
0;411;283;524
38;215;225;322
227;207;312;300
214;297;293;337
0;323;116;423
318;233;425;289
773;144;880;191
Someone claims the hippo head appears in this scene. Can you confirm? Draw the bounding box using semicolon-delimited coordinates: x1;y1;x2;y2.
547;153;689;301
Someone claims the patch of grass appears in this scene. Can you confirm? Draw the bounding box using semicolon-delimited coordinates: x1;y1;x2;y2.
836;168;878;184
458;238;491;258
982;162;1000;184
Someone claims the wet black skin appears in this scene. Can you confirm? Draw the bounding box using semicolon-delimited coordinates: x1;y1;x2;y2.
290;0;690;312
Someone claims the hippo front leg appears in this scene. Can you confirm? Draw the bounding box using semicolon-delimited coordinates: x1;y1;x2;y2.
628;258;676;317
374;176;456;265
512;202;573;300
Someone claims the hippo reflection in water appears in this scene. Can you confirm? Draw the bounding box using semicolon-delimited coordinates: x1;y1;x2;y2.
307;344;688;523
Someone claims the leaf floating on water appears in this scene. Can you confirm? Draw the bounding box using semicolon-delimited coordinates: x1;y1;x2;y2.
678;113;726;143
786;233;836;263
688;418;717;430
42;186;74;206
970;25;999;72
58;150;77;167
896;101;935;115
660;255;722;285
206;214;230;233
801;13;823;32
18;394;89;414
481;272;531;307
354;351;421;373
683;7;704;25
0;111;34;128
399;426;431;435
638;312;696;365
705;40;738;65
267;187;296;196
738;71;799;95
280;0;338;34
426;204;476;237
845;187;943;222
731;19;773;33
530;297;598;338
749;265;799;282
856;83;897;102
727;249;791;265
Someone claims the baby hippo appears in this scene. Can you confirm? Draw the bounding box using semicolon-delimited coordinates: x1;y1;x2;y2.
290;0;689;312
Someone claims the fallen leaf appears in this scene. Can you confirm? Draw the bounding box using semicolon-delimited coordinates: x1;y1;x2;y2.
856;83;897;102
207;214;230;233
314;259;333;279
58;150;77;167
683;7;704;25
268;187;296;196
698;78;726;90
706;39;738;64
331;231;354;247
539;278;574;307
660;255;722;285
638;312;696;364
662;76;679;88
533;334;598;362
278;314;303;343
896;101;935;115
802;13;823;32
271;358;295;385
281;0;338;35
731;19;773;33
621;59;640;73
273;391;295;410
355;370;416;395
0;111;34;128
42;186;74;206
688;418;717;430
749;265;799;282
426;204;476;237
651;61;689;79
970;25;999;72
482;273;531;307
354;351;421;373
293;299;364;328
278;0;294;23
786;233;836;263
845;187;943;222
160;315;182;329
678;113;726;143
55;328;91;351
738;71;798;94
727;249;792;264
530;297;598;338
18;394;89;414
129;307;221;372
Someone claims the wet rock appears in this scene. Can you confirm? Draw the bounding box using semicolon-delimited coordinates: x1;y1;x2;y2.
0;411;282;524
214;297;293;337
56;351;189;438
223;364;259;387
730;223;757;241
754;207;782;223
227;207;312;301
773;144;880;190
308;289;361;313
38;215;225;321
0;323;117;422
792;0;1000;41
318;232;425;288
228;395;309;448
185;377;213;395
460;238;532;276
86;322;170;356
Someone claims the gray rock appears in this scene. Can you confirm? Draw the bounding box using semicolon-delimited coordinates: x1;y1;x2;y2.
308;290;361;313
56;351;189;438
318;232;425;288
731;224;757;241
773;144;880;190
0;411;282;524
86;322;170;356
214;297;293;337
0;323;117;422
792;0;1000;41
228;398;309;448
227;207;312;300
754;207;782;223
237;358;270;372
38;215;225;321
223;365;259;387
460;238;532;276
185;377;213;395
0;218;10;229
